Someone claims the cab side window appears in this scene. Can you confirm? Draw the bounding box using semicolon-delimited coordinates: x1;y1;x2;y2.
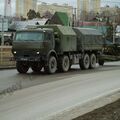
45;32;52;40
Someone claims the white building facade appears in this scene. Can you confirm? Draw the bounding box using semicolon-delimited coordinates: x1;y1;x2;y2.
16;0;37;18
77;0;101;20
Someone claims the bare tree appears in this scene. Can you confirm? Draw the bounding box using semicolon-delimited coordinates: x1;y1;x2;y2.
27;9;37;20
42;11;53;19
80;10;89;21
88;11;96;21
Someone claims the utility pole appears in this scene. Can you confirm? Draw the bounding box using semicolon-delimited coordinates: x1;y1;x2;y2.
0;17;4;64
1;17;4;46
73;8;77;27
72;8;77;27
112;14;117;44
113;22;116;44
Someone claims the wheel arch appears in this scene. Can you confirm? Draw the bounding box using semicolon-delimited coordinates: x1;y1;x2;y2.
47;50;58;60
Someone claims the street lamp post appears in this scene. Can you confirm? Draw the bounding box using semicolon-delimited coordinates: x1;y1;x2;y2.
1;17;4;46
112;13;118;44
113;22;116;44
0;17;4;64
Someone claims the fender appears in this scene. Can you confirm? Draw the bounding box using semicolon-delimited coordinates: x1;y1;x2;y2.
46;49;58;61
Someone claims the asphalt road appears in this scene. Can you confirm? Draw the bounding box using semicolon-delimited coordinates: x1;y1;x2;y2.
0;62;120;120
0;62;120;92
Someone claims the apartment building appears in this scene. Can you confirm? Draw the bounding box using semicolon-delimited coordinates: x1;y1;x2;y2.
16;0;37;18
77;0;101;19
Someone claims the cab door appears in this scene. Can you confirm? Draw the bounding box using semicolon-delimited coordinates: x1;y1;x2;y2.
44;32;54;51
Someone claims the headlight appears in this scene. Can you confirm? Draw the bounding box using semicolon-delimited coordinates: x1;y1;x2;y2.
37;52;40;55
13;51;16;54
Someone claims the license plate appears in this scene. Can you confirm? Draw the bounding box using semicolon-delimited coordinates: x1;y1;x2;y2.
20;58;28;61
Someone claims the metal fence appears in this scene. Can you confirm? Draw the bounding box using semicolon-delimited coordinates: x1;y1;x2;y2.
0;46;15;68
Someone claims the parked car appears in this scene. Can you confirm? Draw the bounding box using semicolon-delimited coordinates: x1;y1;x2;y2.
0;33;13;46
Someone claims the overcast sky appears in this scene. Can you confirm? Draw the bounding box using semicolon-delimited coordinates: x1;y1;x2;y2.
38;0;120;7
0;0;120;16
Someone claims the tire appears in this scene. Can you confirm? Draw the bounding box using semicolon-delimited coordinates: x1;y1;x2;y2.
58;55;70;72
99;60;104;66
31;62;42;73
16;61;29;74
89;54;96;69
79;53;90;70
44;56;57;74
4;41;10;46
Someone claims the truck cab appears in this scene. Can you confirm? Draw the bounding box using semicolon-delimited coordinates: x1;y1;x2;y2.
12;28;56;74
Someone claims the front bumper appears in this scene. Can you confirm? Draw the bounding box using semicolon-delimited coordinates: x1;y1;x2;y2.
15;56;41;62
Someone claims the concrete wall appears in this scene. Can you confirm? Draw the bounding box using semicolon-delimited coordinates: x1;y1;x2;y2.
0;46;15;67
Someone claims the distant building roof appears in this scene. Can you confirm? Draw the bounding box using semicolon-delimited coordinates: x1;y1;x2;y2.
78;21;107;34
49;12;69;26
75;28;102;36
9;19;48;30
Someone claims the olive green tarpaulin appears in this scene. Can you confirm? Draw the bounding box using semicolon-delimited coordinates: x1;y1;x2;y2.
40;25;77;52
48;12;69;26
73;28;103;51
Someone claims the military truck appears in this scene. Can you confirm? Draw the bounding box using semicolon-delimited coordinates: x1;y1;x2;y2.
99;37;120;63
12;25;103;74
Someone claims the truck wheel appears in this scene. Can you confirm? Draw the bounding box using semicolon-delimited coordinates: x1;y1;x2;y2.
99;60;104;66
16;61;29;74
79;53;90;70
31;63;42;73
89;54;96;69
58;55;70;72
44;56;57;74
4;41;10;46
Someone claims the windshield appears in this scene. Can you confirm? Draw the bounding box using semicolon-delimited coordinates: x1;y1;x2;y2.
15;31;44;41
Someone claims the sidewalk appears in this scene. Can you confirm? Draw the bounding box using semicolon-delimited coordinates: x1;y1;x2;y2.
0;65;15;70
